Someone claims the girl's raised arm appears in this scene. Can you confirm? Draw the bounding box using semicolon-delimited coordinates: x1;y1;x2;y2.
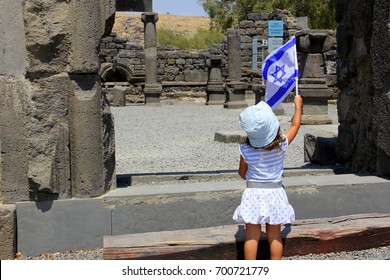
285;95;303;144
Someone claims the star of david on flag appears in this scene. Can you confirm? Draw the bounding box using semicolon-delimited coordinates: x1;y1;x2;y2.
262;36;298;110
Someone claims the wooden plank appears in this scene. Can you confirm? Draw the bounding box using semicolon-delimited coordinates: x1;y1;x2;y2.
104;213;390;260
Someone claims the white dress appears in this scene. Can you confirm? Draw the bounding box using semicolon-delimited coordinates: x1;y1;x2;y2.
232;139;295;225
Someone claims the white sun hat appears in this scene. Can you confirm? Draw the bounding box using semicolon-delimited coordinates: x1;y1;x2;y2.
239;101;279;148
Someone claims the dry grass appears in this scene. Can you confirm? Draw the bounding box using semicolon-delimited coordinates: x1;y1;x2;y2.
113;12;211;39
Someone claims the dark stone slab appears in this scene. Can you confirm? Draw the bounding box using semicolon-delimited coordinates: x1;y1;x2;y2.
116;0;152;12
109;192;241;236
214;131;246;143
304;132;338;165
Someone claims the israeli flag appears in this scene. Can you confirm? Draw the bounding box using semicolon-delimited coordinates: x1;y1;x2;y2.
262;36;298;110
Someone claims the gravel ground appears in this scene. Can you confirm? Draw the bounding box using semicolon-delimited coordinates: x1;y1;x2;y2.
15;99;389;261
112;99;339;175
18;246;390;260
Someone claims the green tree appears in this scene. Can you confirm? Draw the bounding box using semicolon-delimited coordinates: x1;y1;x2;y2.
198;0;336;31
292;0;336;29
197;0;235;31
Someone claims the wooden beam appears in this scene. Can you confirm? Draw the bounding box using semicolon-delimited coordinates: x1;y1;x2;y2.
104;213;390;260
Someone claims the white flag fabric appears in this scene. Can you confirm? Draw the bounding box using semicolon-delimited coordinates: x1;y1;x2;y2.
262;36;298;110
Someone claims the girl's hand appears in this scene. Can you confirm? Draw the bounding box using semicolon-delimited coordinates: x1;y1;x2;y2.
294;95;303;108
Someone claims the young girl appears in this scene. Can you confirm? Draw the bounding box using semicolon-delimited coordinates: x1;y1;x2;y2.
233;95;303;260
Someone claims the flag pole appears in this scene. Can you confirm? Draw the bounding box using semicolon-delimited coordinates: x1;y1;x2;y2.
294;36;299;96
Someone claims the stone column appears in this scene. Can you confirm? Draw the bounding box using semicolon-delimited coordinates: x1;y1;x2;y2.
69;75;106;197
67;1;116;198
206;56;225;105
224;30;248;109
141;12;162;104
296;30;334;124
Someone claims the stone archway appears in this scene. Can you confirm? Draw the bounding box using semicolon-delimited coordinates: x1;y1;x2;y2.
100;61;134;83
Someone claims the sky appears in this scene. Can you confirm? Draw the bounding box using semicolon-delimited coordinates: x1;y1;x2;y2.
153;0;207;16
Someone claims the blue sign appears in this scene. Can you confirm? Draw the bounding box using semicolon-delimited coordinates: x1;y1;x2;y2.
268;20;284;37
268;37;284;52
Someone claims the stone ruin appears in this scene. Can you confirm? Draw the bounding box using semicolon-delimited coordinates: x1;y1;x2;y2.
296;29;336;125
99;9;319;104
1;0;390;260
0;0;117;204
5;1;388;204
336;0;390;175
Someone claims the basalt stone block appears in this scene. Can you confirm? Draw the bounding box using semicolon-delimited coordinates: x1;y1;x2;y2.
377;147;390;177
206;83;225;105
0;205;16;260
372;0;390;176
297;30;335;53
21;0;116;75
214;131;246;144
16;198;111;257
69;1;116;73
224;82;248;109
144;83;163;104
116;0;152;12
184;70;208;82
300;54;327;79
304;133;338;165
111;86;127;106
336;23;354;59
0;78;30;203
0;0;28;76
26;74;72;200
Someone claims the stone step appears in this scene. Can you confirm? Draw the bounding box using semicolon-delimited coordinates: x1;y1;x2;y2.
117;166;345;186
103;213;390;260
15;173;390;257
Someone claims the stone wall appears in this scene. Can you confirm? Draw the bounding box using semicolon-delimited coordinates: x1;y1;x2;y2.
99;9;338;103
0;0;117;204
336;0;390;175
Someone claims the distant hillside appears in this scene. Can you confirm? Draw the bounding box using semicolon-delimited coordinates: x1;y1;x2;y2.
113;13;211;44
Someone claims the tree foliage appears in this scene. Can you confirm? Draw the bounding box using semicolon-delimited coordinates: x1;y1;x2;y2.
198;0;336;31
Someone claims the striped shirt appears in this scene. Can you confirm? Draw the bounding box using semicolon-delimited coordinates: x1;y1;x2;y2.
239;136;289;183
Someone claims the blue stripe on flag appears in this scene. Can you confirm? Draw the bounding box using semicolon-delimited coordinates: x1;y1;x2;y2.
266;70;298;108
262;37;296;80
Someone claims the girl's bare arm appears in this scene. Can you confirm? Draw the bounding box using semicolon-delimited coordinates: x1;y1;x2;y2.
285;95;303;144
238;155;247;180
